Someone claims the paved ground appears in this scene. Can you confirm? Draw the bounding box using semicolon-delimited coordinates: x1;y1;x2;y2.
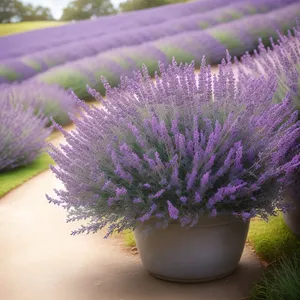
0;168;263;300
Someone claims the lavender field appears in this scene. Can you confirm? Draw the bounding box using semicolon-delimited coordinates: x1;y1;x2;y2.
2;2;300;299
1;0;300;191
0;0;295;83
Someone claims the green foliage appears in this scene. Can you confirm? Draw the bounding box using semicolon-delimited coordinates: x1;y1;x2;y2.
154;44;195;65
0;152;53;198
60;0;116;21
0;0;53;23
119;0;187;12
38;69;91;98
248;214;300;263
0;0;24;23
208;29;244;56
0;66;21;80
250;251;300;300
123;229;136;248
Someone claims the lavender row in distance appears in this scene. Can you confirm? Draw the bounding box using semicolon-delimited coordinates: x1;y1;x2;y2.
0;0;240;61
0;0;295;83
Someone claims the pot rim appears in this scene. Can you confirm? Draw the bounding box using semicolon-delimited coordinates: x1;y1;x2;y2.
136;214;249;228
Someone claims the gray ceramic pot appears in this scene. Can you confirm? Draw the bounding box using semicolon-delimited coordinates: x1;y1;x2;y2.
283;176;300;236
134;215;250;283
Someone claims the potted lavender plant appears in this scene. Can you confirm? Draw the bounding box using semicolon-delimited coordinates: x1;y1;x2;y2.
47;58;300;282
237;26;300;237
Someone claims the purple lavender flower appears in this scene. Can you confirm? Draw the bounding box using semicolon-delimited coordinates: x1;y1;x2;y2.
180;197;188;204
150;189;165;199
195;192;202;203
167;201;179;220
116;187;127;198
133;198;142;203
139;204;157;222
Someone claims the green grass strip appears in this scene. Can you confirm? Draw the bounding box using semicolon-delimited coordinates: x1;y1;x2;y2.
0;152;54;198
248;214;300;263
0;21;66;37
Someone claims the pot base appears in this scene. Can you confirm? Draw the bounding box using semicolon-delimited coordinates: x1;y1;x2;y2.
149;268;236;283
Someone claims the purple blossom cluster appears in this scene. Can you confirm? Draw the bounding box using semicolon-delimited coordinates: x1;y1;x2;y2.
0;98;51;171
0;81;77;126
47;57;300;237
0;0;293;82
0;0;239;61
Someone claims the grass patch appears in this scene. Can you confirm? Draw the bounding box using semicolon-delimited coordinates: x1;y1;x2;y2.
0;152;54;198
248;215;300;299
250;251;300;300
123;229;136;248
0;130;62;199
0;21;66;36
248;214;300;263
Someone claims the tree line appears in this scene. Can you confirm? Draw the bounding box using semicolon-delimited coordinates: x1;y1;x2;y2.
0;0;187;23
0;0;53;23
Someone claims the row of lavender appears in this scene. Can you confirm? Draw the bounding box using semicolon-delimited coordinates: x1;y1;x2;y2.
0;0;241;60
33;3;300;99
0;0;294;83
0;82;78;172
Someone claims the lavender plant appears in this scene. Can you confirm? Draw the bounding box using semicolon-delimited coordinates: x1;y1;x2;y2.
47;58;300;237
0;99;51;171
236;23;300;202
237;23;300;111
1;81;77;126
